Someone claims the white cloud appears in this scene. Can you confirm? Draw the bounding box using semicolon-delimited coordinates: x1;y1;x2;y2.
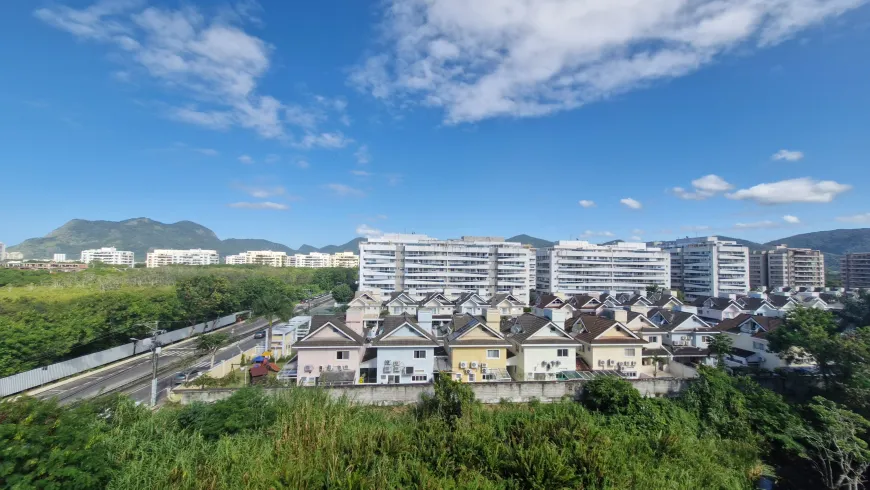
837;213;870;223
772;149;805;161
581;230;615;238
295;159;310;169
726;178;851;204
293;132;353;150
352;0;866;123
735;220;777;229
578;200;596;208
264;154;280;163
228;201;288;210
672;174;733;200
238;154;254;164
354;145;371;164
783;215;801;224
630;236;643;242
351;170;372;177
34;2;334;139
326;183;365;197
632;229;645;235
236;185;285;198
339;114;352;126
620;197;642;210
386;174;402;186
356;224;383;238
195;148;219;156
682;225;711;232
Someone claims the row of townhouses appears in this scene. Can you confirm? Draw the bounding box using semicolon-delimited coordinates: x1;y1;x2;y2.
274;284;843;387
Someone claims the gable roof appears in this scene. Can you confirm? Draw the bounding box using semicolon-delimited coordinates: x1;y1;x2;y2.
418;292;453;307
650;293;683;308
692;296;741;311
446;314;510;347
455;292;486;306
648;308;714;332
491;293;522;307
349;292;380;306
295;315;365;348
370;314;439;347
625;294;653;306
385;291;416;306
501;313;580;346
719;314;784;339
567;294;601;308
572;315;646;345
736;296;774;311
535;294;564;309
767;295;796;308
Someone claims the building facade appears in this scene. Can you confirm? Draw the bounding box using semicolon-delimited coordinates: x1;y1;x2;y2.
536;241;670;295
663;237;749;301
224;254;247;265
145;249;220;268
0;242;6;260
287;252;332;268
842;253;870;289
53;253;67;262
749;245;825;290
331;251;360;268
359;234;533;304
80;247;134;267
244;250;287;267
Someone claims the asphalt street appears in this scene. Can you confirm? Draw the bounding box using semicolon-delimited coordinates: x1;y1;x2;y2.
36;318;268;405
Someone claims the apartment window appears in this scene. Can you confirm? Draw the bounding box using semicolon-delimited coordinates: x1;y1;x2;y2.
557;348;569;357
468;373;476;382
411;375;427;382
336;351;350;360
414;350;427;359
624;348;636;357
387;375;400;384
486;349;500;359
648;336;658;343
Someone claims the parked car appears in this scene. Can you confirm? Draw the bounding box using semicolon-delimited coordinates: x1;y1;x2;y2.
254;330;266;339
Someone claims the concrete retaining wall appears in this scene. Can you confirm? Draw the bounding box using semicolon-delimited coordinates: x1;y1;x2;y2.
174;377;691;406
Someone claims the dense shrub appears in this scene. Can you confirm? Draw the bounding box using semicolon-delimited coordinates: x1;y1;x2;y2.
582;376;642;415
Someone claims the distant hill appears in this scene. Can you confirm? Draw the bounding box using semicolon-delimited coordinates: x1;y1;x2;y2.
507;235;555;249
8;218;364;260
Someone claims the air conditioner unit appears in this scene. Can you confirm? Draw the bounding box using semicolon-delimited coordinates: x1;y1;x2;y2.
326;365;333;371
465;369;473;375
617;362;623;367
598;360;605;366
383;365;391;373
404;366;414;375
482;367;489;374
304;365;314;373
480;362;488;369
343;365;350;371
470;361;479;369
392;361;401;368
459;361;468;369
384;360;392;365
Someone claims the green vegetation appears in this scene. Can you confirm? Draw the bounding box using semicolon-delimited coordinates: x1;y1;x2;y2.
0;266;355;376
331;283;354;303
195;333;230;369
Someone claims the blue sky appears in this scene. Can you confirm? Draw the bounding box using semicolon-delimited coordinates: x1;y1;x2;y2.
2;0;870;248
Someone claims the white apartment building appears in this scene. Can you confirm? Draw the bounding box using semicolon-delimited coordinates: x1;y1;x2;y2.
536;241;670;295
243;250;287;267
224;254;247;265
749;245;825;290
359;234;533;304
663;237;749;301
80;247;134;267
53;253;67;262
331;251;360;268
0;242;6;261
287;252;332;268
145;249;220;268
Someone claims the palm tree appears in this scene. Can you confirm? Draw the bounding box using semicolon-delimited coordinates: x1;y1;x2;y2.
650;353;665;378
253;292;295;353
708;334;734;369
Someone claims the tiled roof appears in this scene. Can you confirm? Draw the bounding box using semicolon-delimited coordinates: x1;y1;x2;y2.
295;315;365;348
418;292;453;307
572;315;645;345
670;346;711;357
370;314;439;347
568;294;598;308
718;314;783;339
651;294;683;307
535;294;562;308
767;295;793;308
736;296;771;311
501;313;579;346
642;346;672;357
446;314;510;347
491;293;520;307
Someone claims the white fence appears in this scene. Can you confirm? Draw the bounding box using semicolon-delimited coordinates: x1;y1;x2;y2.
0;311;250;397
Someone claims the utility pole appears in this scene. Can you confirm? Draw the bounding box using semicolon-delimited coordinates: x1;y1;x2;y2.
145;322;166;408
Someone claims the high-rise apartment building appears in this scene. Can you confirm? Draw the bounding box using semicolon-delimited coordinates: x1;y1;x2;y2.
331;251;360;268
145;249;220;268
53;253;67;262
842;253;870;289
663;237;749;301
536;241;670;295
224;254;247;265
244;250;287;267
0;242;6;261
359;234;533;304
749;245;825;290
287;252;332;268
80;247;134;267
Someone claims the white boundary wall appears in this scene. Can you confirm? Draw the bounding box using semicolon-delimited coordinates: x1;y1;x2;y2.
0;311;249;397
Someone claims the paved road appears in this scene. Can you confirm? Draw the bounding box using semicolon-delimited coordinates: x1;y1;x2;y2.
37;319;268;405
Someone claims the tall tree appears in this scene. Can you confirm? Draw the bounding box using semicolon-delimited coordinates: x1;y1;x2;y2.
176;275;236;333
253;292;295;351
795;397;870;490
331;284;353;304
196;333;230;368
708;334;734;369
840;290;870;331
767;308;842;389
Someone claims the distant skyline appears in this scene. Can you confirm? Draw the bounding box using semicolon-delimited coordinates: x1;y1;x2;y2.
2;1;870;248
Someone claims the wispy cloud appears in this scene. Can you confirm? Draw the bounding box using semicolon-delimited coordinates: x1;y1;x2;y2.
356;224;383;238
581;230;615;238
228;201;288;210
34;1;336;139
238;154;254;165
195;148;219;157
672;174;733;200
354;145;371;164
235;184;285;199
351;170;372;177
620;198;642;210
772;149;805;162
782;215;801;224
726;178;851;204
326;183;365;197
682;225;711;232
295;159;310;169
837;213;870;224
351;0;865;123
293;132;353;150
264;154;281;164
630;236;643;241
578;200;596;208
734;220;777;229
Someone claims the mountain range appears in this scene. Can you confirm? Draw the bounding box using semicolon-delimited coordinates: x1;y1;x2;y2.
8;218;870;272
